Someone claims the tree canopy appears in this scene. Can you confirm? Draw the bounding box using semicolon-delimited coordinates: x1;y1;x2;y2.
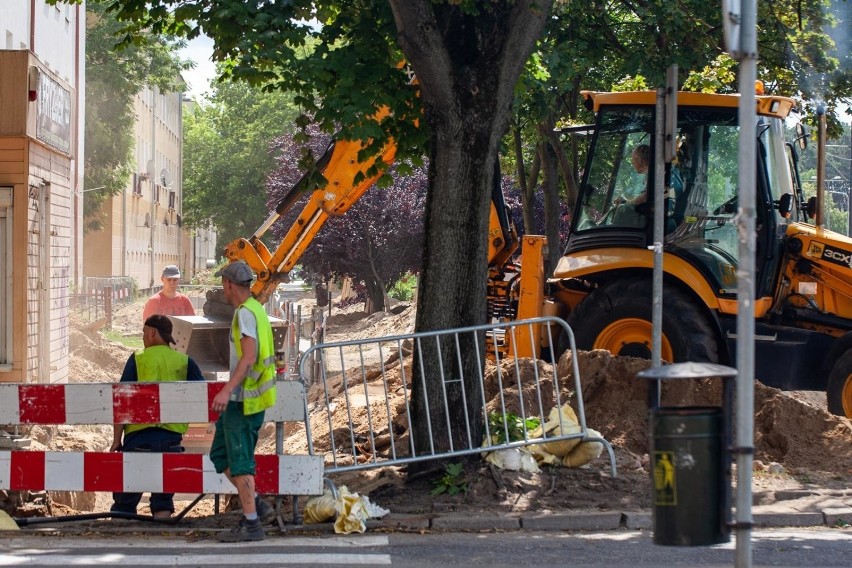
182;80;298;246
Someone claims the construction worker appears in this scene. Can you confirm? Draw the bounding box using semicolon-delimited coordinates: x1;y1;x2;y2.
142;265;195;323
210;261;277;542
110;315;205;519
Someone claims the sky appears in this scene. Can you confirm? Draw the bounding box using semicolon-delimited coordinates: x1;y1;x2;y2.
178;34;216;101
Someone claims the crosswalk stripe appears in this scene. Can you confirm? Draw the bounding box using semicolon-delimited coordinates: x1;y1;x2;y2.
0;535;390;549
0;553;392;566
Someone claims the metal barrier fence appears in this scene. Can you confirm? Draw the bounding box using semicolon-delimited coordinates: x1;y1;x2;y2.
299;316;616;477
70;277;136;324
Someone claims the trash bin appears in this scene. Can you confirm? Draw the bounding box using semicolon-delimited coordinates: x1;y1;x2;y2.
650;406;725;546
637;362;736;547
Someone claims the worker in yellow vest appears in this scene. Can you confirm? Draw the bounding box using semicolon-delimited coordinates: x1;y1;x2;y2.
110;314;204;519
210;261;277;542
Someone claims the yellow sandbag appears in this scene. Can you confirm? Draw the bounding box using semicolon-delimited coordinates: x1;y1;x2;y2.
530;404;582;457
562;428;605;468
0;510;19;531
333;492;370;534
304;491;337;524
527;443;562;466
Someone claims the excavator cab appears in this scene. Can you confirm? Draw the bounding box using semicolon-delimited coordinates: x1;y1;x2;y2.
568;92;796;301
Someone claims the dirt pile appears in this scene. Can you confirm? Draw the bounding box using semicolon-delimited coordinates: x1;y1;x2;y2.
557;349;852;474
68;312;134;383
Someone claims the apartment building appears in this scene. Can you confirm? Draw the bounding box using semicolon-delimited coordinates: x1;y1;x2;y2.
0;1;85;385
83;86;189;290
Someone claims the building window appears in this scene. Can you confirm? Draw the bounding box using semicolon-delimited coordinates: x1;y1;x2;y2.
168;190;176;211
133;173;145;196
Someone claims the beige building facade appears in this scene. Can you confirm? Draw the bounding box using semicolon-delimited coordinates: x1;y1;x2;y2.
83;87;217;289
83;86;195;290
0;1;85;385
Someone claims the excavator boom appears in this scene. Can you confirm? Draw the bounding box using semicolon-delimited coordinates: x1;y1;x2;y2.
223;108;398;305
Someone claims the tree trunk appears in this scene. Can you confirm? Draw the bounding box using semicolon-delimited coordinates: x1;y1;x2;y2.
541;136;561;273
389;1;551;471
363;275;386;314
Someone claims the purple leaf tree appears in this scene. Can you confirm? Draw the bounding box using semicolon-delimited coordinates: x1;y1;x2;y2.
266;125;427;312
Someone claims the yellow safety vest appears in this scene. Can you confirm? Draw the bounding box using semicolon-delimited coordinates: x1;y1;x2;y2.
125;345;190;435
232;297;276;415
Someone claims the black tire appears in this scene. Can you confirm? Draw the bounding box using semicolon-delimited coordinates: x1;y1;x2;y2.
564;278;719;363
827;350;852;419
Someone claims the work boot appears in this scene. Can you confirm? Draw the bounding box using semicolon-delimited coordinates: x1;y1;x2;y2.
216;517;265;542
255;496;277;524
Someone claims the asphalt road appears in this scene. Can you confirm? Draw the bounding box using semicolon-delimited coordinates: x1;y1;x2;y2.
1;528;850;567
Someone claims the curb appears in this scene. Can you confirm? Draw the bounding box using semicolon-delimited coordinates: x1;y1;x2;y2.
15;508;851;536
366;507;844;533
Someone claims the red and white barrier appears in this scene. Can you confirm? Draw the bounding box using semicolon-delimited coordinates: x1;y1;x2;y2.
0;381;323;496
0;381;305;425
0;452;322;495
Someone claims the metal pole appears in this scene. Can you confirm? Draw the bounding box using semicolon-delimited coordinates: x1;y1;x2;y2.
735;1;757;566
816;108;827;230
841;136;852;235
651;90;665;372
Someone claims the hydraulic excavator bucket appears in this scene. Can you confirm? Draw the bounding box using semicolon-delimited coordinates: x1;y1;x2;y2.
168;288;290;380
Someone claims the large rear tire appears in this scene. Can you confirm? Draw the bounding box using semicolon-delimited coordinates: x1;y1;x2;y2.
565;278;719;363
827;350;852;419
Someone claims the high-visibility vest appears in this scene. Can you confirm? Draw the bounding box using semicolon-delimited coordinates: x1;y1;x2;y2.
125;345;190;435
232;297;276;415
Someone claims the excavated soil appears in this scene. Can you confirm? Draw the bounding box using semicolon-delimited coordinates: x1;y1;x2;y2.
3;294;850;524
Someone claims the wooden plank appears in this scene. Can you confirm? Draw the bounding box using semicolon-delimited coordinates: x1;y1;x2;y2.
0;138;26;151
0;162;24;175
0;149;25;162
0;451;325;495
0;52;27;135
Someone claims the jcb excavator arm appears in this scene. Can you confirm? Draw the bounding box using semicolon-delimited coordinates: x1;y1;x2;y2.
222;109;398;305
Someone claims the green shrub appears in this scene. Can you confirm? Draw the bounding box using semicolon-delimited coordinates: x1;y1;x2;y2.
488;412;541;444
389;272;418;302
430;463;468;496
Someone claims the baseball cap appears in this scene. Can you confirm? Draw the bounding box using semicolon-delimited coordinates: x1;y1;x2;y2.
215;261;255;286
144;314;177;345
162;265;181;278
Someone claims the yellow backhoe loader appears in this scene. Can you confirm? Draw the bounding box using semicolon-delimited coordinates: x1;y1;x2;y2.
548;90;852;418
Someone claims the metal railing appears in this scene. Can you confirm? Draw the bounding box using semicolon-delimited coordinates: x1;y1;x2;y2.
70;277;136;324
299;316;616;477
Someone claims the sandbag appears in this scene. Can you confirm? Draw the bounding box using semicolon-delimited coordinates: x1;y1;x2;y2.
529;404;582;457
562;428;605;468
304;490;337;524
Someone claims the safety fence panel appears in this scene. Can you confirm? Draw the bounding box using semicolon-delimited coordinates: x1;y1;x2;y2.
0;381;323;496
83;276;135;304
299;316;616;477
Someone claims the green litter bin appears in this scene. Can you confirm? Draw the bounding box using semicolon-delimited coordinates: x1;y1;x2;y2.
638;362;736;547
650;406;727;546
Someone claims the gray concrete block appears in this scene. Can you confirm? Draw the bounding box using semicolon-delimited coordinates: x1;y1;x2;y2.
431;513;520;531
367;514;430;531
823;507;852;527
753;512;824;527
622;512;652;530
521;511;622;531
